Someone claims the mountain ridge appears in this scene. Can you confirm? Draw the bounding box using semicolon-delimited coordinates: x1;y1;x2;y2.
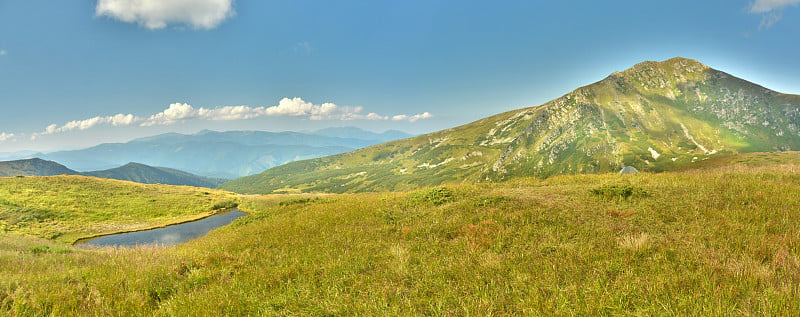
220;57;800;194
24;127;413;178
0;158;224;188
82;162;227;188
0;158;79;177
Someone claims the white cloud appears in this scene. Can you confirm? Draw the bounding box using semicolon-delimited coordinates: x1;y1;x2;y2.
141;103;271;126
262;98;380;121
393;112;433;122
141;102;205;126
96;0;235;30
29;98;433;139
32;113;141;139
0;132;15;143
749;0;800;13
0;50;6;56
364;113;388;120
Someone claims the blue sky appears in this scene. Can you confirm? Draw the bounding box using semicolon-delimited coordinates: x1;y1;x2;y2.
1;0;799;152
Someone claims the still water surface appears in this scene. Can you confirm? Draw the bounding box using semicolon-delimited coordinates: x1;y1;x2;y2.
76;209;245;248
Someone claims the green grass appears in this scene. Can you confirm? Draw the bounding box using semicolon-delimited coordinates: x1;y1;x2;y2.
2;163;800;314
0;175;238;243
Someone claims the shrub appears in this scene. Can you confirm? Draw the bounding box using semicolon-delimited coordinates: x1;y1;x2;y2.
591;184;648;200
279;197;317;207
212;200;239;210
407;187;455;206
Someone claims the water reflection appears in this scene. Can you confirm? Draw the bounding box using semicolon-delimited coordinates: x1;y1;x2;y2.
76;209;245;248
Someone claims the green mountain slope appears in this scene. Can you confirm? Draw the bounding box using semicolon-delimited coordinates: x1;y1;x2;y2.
0;158;78;176
220;57;800;194
83;162;226;188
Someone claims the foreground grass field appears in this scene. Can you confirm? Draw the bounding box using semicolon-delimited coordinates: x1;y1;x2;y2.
0;175;238;243
2;163;800;315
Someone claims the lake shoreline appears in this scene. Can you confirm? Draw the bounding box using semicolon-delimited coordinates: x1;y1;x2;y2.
72;207;244;246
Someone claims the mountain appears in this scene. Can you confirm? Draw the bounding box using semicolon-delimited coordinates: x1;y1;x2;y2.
0;158;223;188
0;158;78;176
311;127;413;142
82;163;226;188
220;57;800;194
38;128;412;179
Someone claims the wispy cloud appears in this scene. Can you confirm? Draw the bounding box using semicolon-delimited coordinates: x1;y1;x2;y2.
749;0;800;13
96;0;235;30
31;98;433;138
294;41;312;54
759;12;784;29
748;0;800;29
0;132;14;143
32;114;140;140
0;50;7;56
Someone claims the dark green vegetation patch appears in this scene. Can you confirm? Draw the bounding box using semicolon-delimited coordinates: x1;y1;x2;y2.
591;184;649;200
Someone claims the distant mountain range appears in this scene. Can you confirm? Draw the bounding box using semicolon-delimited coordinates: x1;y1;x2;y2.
6;127;413;179
220;57;800;194
0;158;226;188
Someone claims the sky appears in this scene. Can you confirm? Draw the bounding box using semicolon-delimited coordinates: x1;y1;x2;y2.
0;0;799;152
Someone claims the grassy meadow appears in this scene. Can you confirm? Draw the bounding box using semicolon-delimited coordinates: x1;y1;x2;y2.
2;159;800;315
0;175;238;243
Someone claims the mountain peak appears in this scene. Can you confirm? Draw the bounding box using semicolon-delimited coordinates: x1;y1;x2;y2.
619;57;709;77
221;58;800;194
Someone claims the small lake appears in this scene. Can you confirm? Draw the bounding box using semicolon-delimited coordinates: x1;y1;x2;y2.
75;209;246;248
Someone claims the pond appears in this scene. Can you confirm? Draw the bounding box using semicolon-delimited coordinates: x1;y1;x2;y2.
75;209;246;248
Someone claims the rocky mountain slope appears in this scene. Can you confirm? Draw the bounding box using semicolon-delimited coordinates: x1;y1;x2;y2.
220;57;800;194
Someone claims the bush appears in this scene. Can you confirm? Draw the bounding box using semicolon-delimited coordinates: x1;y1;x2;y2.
591;184;648;200
407;187;455;206
279;197;317;207
212;200;239;210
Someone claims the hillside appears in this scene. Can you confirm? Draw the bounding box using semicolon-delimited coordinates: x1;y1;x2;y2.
221;57;800;194
0;175;237;243
34;128;411;179
3;162;800;314
83;162;227;188
0;158;78;177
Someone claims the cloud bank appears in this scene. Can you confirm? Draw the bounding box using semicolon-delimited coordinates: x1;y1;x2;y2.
96;0;235;30
31;98;432;138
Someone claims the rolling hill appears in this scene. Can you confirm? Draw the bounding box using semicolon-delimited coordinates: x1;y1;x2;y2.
0;158;225;188
0;158;78;176
82;162;227;188
221;57;800;194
